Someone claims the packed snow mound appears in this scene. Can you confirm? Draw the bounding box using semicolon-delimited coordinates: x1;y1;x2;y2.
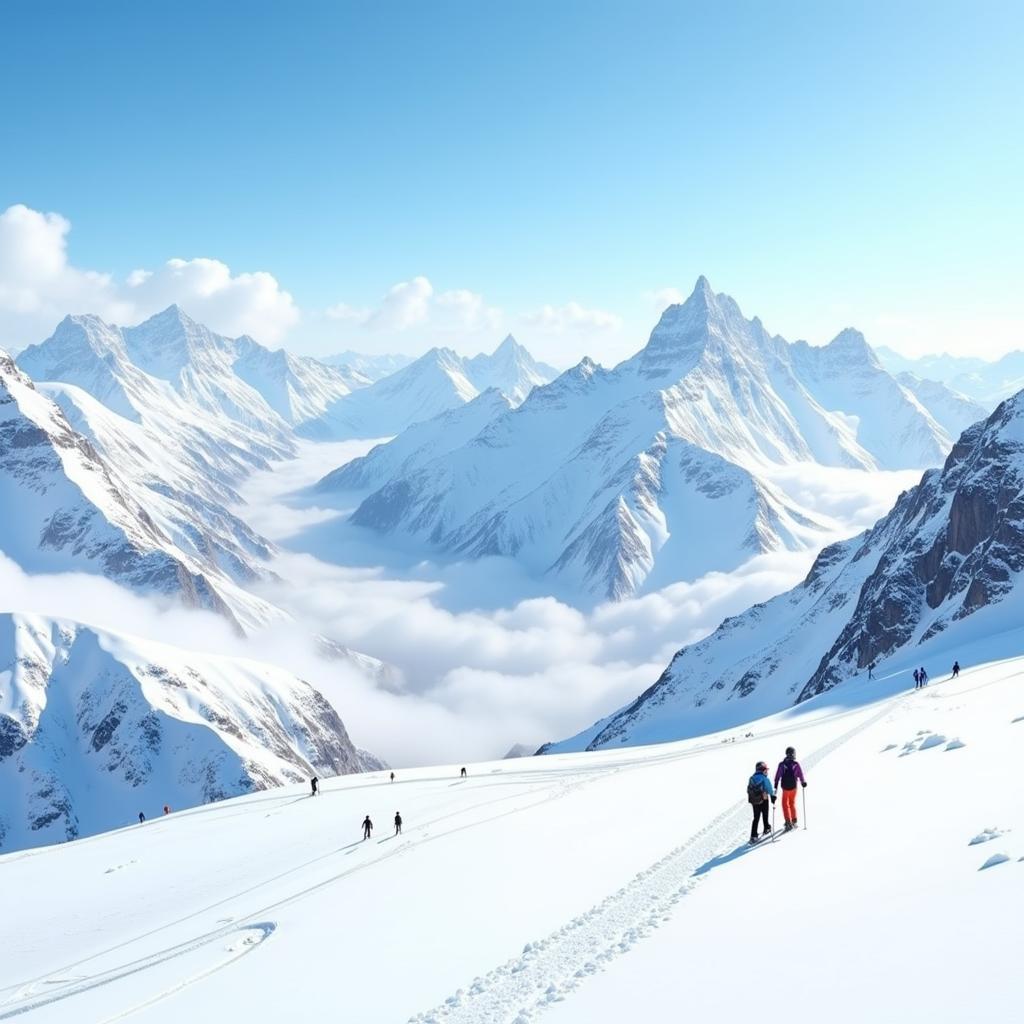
344;278;955;600
554;388;1024;750
0;612;378;853
296;336;558;440
0;654;1019;1022
0;350;272;630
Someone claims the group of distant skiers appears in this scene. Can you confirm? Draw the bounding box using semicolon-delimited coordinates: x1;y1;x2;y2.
136;804;171;823
307;766;470;841
866;661;962;689
747;747;807;845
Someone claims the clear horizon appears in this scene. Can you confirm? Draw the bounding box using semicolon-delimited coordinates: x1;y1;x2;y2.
2;1;1021;364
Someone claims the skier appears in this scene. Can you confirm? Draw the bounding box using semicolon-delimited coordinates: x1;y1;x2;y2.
390;771;395;783
394;811;402;836
913;668;921;689
919;666;928;687
952;660;960;678
867;661;876;680
310;776;319;797
774;746;807;831
163;804;171;815
362;815;373;840
747;761;776;845
138;811;145;824
460;766;467;778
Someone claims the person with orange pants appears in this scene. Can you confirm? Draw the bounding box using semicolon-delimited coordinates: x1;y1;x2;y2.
774;747;807;831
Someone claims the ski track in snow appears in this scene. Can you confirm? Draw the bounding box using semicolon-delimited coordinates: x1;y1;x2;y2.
0;762;648;1020
408;695;906;1024
0;695;905;1021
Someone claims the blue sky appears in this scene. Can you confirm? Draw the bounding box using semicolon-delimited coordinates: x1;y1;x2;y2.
1;0;1021;362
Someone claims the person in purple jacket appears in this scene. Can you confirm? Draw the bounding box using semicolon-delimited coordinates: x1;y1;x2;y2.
775;747;807;831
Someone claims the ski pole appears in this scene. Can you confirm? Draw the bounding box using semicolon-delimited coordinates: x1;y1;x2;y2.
771;800;776;843
802;786;807;830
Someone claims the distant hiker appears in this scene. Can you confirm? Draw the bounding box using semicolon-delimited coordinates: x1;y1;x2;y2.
952;660;960;678
390;771;395;783
919;666;928;687
138;811;145;824
362;815;373;840
774;747;807;831
460;767;467;778
310;776;319;797
913;668;921;690
867;662;876;680
394;811;402;836
163;804;171;815
747;761;776;845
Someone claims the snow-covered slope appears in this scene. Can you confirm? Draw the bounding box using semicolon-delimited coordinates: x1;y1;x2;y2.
895;371;991;438
0;612;378;853
877;345;1024;406
0;655;1017;1023
315;388;514;494
465;334;560;405
346;279;956;600
298;336;558;440
320;350;415;382
555;389;1024;750
0;350;276;630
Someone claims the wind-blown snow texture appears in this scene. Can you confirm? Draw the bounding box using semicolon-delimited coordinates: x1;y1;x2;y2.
344;279;956;601
0;612;376;853
556;387;1024;750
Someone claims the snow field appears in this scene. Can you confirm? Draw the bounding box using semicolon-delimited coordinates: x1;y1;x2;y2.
2;656;1021;1023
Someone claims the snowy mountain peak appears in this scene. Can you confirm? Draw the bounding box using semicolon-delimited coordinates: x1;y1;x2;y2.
825;327;879;365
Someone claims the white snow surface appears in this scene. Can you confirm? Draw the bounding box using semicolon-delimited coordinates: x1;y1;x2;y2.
1;655;1019;1023
344;279;960;601
0;612;377;854
298;336;558;440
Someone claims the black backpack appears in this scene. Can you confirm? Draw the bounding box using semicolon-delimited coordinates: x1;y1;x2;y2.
747;778;765;804
780;760;797;789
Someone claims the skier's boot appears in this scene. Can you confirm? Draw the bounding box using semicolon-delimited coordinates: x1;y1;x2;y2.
749;837;759;846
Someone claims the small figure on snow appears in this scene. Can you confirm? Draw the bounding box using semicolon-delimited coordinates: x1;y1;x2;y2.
919;666;928;687
362;815;373;840
310;776;319;797
913;668;921;690
952;660;960;679
163;804;171;815
138;811;146;824
774;746;807;831
460;766;467;778
867;661;876;680
394;811;402;836
747;761;775;845
390;771;395;783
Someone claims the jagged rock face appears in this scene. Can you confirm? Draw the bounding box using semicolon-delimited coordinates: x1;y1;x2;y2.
340;278;956;602
799;395;1024;699
548;392;1024;751
0;614;378;853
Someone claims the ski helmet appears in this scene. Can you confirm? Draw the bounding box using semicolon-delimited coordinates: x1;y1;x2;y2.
785;746;795;757
755;761;767;772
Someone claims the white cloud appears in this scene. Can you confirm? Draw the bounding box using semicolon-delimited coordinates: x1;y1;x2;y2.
124;257;299;343
522;301;622;333
0;204;298;348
